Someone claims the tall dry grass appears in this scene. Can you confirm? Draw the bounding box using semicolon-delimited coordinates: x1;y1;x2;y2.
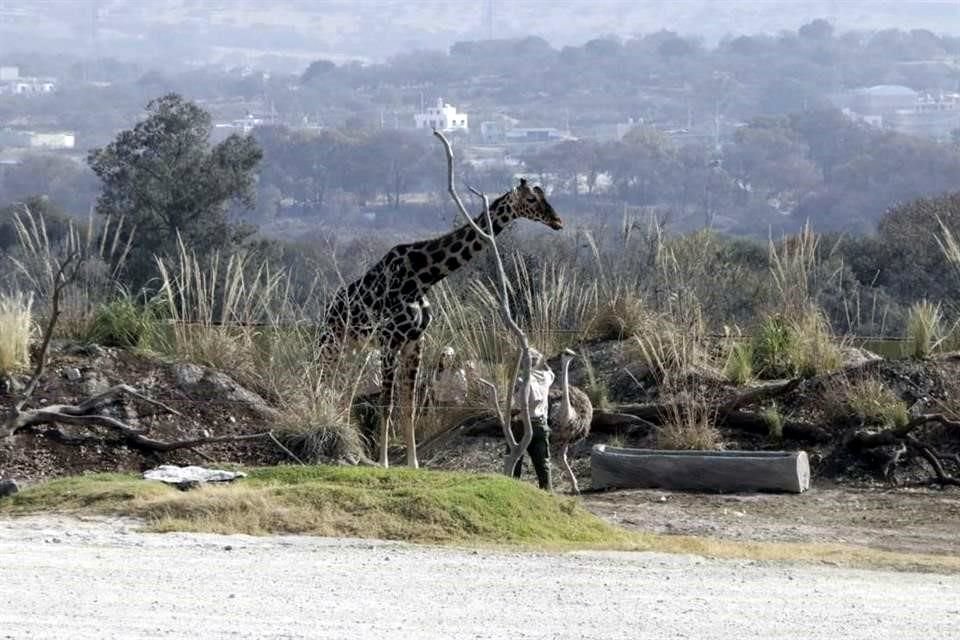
155;236;285;383
634;322;722;451
764;224;844;377
7;205;133;340
154;237;375;461
0;291;33;376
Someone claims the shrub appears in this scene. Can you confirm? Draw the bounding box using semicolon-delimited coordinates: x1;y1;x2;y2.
752;308;843;379
580;352;610;411
155;238;283;385
0;291;33;376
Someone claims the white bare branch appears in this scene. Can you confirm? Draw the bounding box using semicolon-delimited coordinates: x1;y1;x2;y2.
432;130;536;477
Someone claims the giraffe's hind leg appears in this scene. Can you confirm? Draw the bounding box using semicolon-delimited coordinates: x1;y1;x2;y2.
560;442;580;495
397;338;423;468
378;348;398;467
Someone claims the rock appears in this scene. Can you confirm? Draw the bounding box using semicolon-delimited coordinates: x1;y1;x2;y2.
172;363;277;418
840;346;883;368
143;465;247;486
59;341;108;359
0;375;26;395
172;363;205;387
63;367;82;382
0;479;20;498
205;371;267;407
82;371;110;396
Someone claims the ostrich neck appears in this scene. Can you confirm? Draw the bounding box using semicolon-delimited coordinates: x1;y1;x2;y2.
561;357;574;421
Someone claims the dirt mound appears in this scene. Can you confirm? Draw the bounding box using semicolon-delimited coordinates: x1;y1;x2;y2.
0;342;280;483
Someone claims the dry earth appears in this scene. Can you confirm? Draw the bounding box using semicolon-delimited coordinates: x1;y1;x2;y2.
583;484;960;557
1;515;959;640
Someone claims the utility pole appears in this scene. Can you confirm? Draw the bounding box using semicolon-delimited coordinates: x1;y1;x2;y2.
483;0;494;40
713;98;721;153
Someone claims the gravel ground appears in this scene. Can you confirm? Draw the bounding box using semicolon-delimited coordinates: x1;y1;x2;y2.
1;516;958;640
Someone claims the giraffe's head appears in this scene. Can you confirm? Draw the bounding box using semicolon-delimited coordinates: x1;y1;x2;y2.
512;178;563;231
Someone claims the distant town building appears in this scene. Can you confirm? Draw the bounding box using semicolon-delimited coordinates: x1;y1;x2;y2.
844;85;960;141
414;98;468;132
593;117;646;142
211;111;280;142
503;127;574;144
0;128;74;149
478;114;519;143
851;84;919;115
0;65;57;96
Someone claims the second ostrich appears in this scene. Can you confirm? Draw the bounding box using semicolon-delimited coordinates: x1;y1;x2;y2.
548;348;594;494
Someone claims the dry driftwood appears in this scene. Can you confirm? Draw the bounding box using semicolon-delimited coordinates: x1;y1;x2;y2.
846;413;960;487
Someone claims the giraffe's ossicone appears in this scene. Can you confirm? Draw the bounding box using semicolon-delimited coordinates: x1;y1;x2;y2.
318;179;563;468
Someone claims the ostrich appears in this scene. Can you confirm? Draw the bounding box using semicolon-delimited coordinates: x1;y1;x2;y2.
548;348;594;494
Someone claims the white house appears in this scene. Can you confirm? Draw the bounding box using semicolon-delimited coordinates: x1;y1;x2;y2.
211;112;280;142
0;65;56;95
414;98;468;132
0;129;75;149
29;132;75;149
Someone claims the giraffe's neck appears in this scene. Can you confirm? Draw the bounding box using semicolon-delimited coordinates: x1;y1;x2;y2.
411;197;517;287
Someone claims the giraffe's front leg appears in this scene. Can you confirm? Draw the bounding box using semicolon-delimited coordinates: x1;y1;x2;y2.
397;338;423;468
379;349;398;468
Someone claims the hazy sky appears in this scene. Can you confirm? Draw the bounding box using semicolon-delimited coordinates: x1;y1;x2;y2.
1;0;959;69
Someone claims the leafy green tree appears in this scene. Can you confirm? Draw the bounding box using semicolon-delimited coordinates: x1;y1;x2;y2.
87;94;262;284
876;193;960;301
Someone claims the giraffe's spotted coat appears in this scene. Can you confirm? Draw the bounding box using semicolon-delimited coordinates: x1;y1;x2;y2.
318;180;563;467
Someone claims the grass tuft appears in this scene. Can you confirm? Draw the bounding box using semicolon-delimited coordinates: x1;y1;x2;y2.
824;377;909;428
86;293;162;349
723;337;754;385
761;403;784;442
905;300;943;359
588;288;651;341
751;315;797;378
635;327;722;451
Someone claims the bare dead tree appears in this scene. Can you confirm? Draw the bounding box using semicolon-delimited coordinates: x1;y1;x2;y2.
433;130;537;477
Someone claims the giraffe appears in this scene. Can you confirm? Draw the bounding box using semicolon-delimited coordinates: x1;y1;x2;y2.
319;179;563;468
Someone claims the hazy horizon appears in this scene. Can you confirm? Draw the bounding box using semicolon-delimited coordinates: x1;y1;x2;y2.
1;1;959;71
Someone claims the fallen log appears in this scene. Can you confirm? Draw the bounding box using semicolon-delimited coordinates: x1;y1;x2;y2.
590;411;655;435
591;445;811;493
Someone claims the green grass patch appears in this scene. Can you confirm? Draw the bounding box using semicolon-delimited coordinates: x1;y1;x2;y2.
0;466;636;549
5;467;960;573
